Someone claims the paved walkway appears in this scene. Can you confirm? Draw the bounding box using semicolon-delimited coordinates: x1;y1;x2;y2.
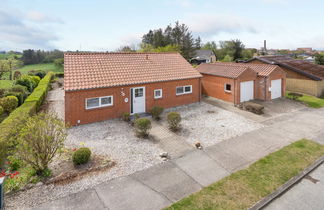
32;107;324;210
265;163;324;210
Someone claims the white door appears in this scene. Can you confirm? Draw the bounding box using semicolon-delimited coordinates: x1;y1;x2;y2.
131;87;145;114
240;81;254;103
271;79;282;99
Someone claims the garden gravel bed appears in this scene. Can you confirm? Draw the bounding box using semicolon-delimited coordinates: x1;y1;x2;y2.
5;116;163;209
163;102;264;147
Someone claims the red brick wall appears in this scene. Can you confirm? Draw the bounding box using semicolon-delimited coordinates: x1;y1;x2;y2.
201;68;257;104
65;78;200;125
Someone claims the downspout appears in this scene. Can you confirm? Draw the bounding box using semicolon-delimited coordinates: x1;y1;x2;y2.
264;77;267;100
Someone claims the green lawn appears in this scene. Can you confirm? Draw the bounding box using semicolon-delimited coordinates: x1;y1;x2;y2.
286;92;324;108
15;63;63;74
165;139;324;210
0;80;14;89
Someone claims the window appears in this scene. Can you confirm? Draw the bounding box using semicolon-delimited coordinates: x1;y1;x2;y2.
224;84;231;92
86;96;113;109
135;88;143;97
154;89;162;99
176;85;192;95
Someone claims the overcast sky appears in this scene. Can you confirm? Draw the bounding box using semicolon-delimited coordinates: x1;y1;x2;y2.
1;0;323;51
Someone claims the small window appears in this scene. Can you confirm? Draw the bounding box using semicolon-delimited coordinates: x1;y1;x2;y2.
154;89;162;99
135;88;143;97
225;84;231;92
176;85;192;95
86;96;113;109
176;86;184;95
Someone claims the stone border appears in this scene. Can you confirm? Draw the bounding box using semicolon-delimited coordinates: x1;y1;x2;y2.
249;156;324;210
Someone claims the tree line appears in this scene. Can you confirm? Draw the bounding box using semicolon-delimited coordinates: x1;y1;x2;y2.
118;21;256;62
21;49;64;65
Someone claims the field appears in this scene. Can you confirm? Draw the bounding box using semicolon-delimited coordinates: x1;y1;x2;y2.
166;139;324;210
0;80;14;89
15;63;63;74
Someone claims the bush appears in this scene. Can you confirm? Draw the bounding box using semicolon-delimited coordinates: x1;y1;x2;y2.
150;106;164;120
13;71;21;80
0;96;18;114
9;85;29;100
0;106;3;116
31;76;41;87
55;72;64;78
134;118;152;138
288;92;303;100
28;70;46;79
243;102;264;115
167;112;181;131
122;112;131;122
133;113;140;120
0;89;5;98
15;75;35;92
5;92;24;106
16;112;66;175
72;147;91;165
7;155;23;171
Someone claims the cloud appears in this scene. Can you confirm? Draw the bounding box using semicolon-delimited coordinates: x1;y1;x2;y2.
25;11;63;23
262;0;288;5
186;14;258;37
0;9;61;50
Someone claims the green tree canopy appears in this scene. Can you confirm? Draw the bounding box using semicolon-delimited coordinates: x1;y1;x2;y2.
315;53;324;65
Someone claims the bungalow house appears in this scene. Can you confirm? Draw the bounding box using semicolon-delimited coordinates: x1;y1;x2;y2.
246;56;324;97
190;50;216;65
64;52;202;125
196;62;286;105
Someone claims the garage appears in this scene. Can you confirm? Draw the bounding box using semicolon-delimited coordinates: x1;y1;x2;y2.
271;79;282;99
240;81;254;102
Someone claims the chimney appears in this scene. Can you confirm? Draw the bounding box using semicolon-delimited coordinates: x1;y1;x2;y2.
264;40;267;54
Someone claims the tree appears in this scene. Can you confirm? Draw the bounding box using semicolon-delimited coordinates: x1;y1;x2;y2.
141;21;197;60
217;39;245;61
315;53;324;65
222;55;233;62
194;36;202;49
117;46;136;52
202;41;217;55
54;58;64;68
16;112;67;175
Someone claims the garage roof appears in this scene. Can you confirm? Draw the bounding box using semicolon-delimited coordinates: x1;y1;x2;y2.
196;62;279;78
64;52;202;91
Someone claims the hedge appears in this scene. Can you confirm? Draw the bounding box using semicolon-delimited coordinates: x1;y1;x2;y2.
0;72;54;168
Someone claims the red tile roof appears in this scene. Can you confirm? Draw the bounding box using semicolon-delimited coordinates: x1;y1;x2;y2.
64;52;202;91
196;62;279;78
247;56;324;81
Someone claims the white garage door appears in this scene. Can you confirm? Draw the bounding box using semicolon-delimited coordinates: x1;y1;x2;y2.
240;81;254;103
271;79;282;99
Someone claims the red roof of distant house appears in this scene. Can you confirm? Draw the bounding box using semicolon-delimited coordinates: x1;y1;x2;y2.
196;62;279;78
246;56;324;81
64;52;202;91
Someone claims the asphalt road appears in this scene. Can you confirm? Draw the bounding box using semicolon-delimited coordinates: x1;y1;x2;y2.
265;163;324;210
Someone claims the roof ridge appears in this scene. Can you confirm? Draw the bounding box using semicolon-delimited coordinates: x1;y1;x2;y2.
64;52;180;55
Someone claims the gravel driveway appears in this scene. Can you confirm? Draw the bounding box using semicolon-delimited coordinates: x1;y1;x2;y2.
163;102;264;147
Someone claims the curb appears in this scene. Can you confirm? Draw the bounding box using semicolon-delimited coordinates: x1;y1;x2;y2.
249;156;324;210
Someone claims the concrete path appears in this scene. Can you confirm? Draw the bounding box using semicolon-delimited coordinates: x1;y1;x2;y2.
265;163;324;210
32;107;324;210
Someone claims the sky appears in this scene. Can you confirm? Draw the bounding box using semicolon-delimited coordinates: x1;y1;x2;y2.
1;0;324;51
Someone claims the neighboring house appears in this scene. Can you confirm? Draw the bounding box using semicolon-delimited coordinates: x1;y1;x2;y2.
196;62;286;105
64;52;202;125
246;56;324;97
190;50;216;65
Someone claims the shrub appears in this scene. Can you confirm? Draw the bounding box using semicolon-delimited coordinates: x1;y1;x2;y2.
9;85;29;100
55;72;64;78
134;118;152;138
13;71;21;80
31;76;41;87
35;70;46;79
133;113;140;120
16;112;67;175
72;147;91;165
122;112;131;122
0;106;3;115
5;92;24;106
0;96;18;114
288;92;303;100
7;155;23;171
15;75;35;92
150;106;164;120
167;112;181;131
243;102;264;115
0;88;5;98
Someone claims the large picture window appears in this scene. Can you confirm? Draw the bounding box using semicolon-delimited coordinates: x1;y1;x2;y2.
86;96;113;109
176;85;192;95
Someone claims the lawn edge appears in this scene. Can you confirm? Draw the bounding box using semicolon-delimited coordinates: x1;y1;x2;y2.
249;155;324;210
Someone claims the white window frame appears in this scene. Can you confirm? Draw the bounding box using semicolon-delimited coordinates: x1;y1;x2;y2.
176;85;192;95
224;84;232;93
85;95;113;110
154;89;162;99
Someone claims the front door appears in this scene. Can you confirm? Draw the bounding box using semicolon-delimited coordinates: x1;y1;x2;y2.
131;87;145;114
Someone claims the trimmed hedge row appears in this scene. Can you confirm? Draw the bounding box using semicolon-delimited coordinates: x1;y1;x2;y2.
0;72;54;167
